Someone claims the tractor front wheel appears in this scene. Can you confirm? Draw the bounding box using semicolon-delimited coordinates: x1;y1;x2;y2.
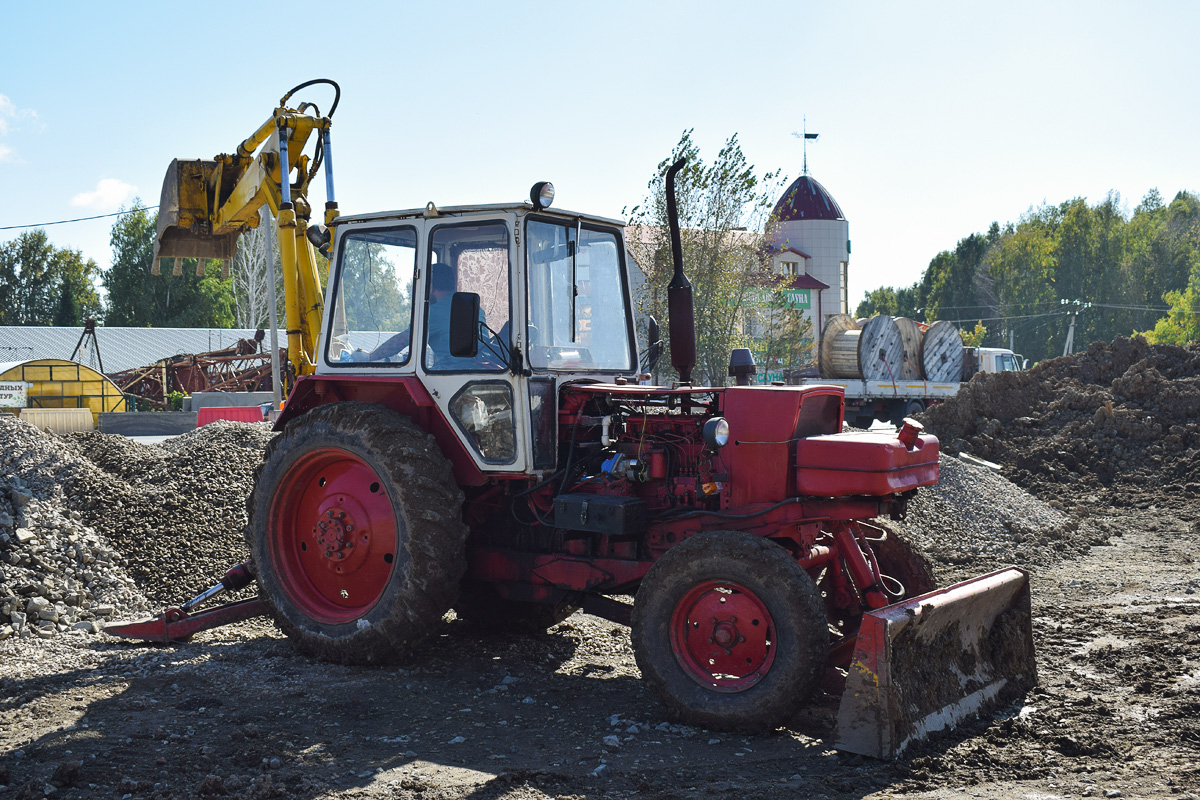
247;402;467;665
631;531;828;732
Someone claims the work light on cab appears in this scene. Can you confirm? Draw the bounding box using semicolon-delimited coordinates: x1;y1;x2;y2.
530;181;555;209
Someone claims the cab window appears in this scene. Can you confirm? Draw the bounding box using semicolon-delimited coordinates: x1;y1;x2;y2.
325;227;417;366
525;219;633;371
424;222;511;372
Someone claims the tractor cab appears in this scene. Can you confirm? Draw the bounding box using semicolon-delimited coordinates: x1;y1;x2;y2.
317;187;639;475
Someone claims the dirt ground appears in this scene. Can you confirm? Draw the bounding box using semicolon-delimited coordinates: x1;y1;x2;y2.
3;336;1200;799
3;496;1199;800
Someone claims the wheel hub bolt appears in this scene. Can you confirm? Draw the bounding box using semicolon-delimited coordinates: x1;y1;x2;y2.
712;620;739;648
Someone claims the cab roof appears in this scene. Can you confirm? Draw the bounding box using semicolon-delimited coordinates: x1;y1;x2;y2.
335;202;626;229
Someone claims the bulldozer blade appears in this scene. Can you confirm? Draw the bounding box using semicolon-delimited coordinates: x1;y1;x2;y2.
835;567;1035;759
105;597;269;643
151;158;238;272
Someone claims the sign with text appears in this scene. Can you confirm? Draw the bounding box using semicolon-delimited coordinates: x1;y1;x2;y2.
0;381;30;408
783;289;811;309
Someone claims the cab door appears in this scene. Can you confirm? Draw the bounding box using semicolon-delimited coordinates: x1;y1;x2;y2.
418;214;529;474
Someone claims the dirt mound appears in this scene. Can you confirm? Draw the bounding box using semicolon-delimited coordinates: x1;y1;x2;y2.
920;335;1200;504
0;416;273;641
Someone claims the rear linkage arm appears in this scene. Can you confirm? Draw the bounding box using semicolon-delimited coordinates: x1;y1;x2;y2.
105;561;268;643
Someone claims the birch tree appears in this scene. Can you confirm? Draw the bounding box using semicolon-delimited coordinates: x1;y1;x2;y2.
626;130;788;385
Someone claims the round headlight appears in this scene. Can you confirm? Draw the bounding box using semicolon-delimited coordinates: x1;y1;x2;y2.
702;417;730;450
530;181;555;210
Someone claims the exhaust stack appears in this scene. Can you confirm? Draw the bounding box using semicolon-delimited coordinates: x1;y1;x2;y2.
664;158;696;384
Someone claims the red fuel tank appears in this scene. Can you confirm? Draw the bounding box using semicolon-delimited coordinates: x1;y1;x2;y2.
795;431;939;497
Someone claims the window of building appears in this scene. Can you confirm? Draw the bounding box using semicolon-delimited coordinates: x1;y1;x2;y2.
780;260;801;277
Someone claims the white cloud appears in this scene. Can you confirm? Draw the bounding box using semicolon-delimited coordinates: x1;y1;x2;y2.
0;144;14;163
0;94;36;136
71;178;138;210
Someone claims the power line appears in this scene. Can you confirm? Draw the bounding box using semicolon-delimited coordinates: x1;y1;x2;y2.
0;206;159;232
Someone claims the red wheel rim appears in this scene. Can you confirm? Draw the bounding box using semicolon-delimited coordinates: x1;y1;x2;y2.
669;580;776;693
269;447;397;623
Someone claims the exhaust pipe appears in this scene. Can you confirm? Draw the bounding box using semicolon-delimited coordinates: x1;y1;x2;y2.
664;158;696;384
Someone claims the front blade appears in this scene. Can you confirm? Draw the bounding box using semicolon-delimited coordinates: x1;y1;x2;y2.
835;567;1036;758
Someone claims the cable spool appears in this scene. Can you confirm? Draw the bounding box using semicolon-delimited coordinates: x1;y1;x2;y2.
920;320;965;382
819;314;862;378
857;315;905;381
893;317;924;380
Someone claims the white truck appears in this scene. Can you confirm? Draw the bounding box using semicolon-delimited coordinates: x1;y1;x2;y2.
793;314;1025;427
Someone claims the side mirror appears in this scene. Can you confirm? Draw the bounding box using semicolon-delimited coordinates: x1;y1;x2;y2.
643;316;663;372
449;292;481;357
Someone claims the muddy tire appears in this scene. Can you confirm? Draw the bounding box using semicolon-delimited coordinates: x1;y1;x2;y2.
631;531;828;732
247;401;467;665
454;582;577;634
891;399;925;427
871;525;936;598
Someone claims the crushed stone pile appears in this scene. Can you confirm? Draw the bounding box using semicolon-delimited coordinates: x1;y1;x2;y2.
0;415;272;642
920;335;1200;504
882;455;1109;584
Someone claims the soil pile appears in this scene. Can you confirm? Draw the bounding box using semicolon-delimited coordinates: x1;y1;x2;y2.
920;335;1200;504
0;416;272;641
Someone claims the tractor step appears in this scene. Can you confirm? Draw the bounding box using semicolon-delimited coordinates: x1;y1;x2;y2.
834;567;1035;759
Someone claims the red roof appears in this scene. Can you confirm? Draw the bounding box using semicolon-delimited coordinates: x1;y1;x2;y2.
764;244;812;259
772;175;845;222
785;273;828;290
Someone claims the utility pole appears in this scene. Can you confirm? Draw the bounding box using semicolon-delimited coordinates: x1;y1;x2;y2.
1060;299;1091;356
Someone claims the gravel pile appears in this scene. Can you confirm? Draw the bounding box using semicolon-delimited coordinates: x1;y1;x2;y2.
882;454;1106;583
920;335;1200;504
0;415;272;642
0;474;148;641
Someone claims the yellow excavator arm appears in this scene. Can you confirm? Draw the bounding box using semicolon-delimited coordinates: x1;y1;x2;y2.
152;81;341;388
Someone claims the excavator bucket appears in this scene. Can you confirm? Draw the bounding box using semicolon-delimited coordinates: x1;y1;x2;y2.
835;567;1036;759
152;158;238;274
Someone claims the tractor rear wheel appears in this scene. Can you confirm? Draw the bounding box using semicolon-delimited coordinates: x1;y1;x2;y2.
631;531;828;732
247;401;467;665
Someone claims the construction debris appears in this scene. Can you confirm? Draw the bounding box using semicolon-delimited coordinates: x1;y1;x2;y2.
108;330;285;407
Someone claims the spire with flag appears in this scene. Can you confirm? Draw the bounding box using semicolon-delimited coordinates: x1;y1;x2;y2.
792;117;820;175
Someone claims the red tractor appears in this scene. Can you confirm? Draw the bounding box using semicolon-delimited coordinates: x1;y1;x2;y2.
112;81;1035;758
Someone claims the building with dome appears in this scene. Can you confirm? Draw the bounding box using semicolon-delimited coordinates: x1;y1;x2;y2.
765;174;850;336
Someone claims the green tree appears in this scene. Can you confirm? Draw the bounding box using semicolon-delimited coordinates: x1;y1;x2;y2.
745;279;815;379
854;284;921;320
922;233;989;321
104;202;235;327
960;321;987;348
627;130;786;385
1144;283;1200;344
53;283;80;326
0;230;100;325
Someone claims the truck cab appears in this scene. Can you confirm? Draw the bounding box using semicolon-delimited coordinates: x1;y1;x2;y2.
975;347;1026;374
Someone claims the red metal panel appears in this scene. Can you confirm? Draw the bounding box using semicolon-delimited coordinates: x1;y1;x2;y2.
795;432;939;497
197;406;264;425
274;375;487;486
724;386;805;506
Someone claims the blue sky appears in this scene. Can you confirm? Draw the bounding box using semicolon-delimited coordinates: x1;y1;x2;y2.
2;1;1196;309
